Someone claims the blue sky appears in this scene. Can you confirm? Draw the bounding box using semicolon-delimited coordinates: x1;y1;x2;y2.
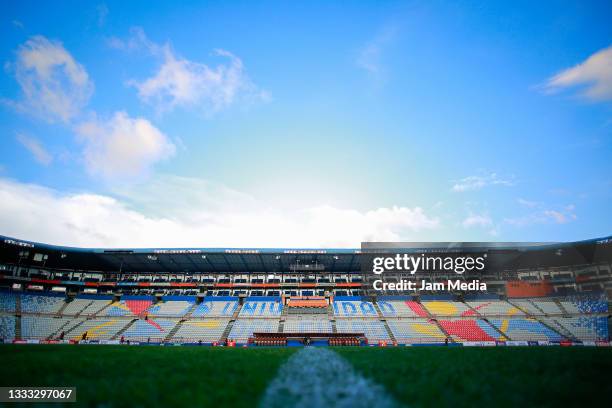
0;0;611;247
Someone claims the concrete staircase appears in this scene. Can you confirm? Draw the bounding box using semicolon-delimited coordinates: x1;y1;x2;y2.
219;320;235;343
111;319;136;340
182;302;199;318
163;320;184;343
554;299;569;316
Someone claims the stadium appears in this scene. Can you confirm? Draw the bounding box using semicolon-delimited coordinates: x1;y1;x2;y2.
1;234;611;406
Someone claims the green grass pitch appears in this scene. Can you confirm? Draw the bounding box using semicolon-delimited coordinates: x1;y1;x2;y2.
0;345;611;407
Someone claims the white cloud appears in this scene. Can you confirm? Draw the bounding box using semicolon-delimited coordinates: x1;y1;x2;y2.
451;173;515;192
544;45;612;101
462;214;493;228
15;133;53;165
6;36;93;122
517;198;539;208
504;204;577;227
97;4;109;27
113;27;268;114
74;111;176;179
356;25;397;81
0;176;440;248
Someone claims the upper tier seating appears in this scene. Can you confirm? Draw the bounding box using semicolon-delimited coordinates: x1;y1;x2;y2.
488;318;563;342
102;300;153;317
438;319;504;342
335;319;390;341
238;300;282;317
0;292;17;313
378;300;428;317
148;301;194;317
20;294;65;314
509;299;543;315
190;300;238;317
122;319;178;342
465;301;525;317
333;301;378;317
228;319;279;343
62;299;95;315
559;296;608;314
422;301;471;317
171;319;230;343
529;300;562;315
386;318;446;343
0;315;16;340
79;300;112;316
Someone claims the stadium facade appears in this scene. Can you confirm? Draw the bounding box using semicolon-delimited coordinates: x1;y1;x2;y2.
0;235;610;346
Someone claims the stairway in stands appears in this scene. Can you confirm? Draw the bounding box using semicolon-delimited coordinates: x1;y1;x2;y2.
15;315;21;340
219;302;243;343
422;302;453;342
374;301;396;343
111;319;136;340
75;300;94;317
56;300;69;316
554;299;569;315
92;301;113;317
182;302;199;318
464;302;511;340
63;319;86;338
163;320;184;343
49;318;74;340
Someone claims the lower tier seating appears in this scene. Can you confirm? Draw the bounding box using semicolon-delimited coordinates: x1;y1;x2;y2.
438;319;504;342
335;319;390;341
122;319;179;342
228;319;279;343
21;316;84;340
69;319;131;341
488;319;563;341
386;319;446;343
171;319;230;343
0;315;16;340
283;318;333;333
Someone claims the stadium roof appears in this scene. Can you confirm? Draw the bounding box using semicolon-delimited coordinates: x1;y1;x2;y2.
0;234;610;274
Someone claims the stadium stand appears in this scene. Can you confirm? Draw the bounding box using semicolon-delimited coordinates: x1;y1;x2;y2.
228;319;279;343
437;319;504;342
488;318;563;342
333;300;379;317
283;317;333;333
541;316;608;341
336;319;390;341
465;300;525;317
386;318;446;343
122;319;179;342
147;300;195;317
238;299;282;317
20;294;65;314
172;319;230;343
0;315;16;340
422;301;471;317
0;291;17;313
101;299;153;317
377;300;428;317
69;319;131;341
21;316;84;340
190;300;238;317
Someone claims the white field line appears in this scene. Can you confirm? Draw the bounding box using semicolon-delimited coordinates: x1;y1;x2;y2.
260;347;398;408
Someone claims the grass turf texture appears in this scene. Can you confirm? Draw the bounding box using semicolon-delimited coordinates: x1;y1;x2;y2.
0;345;611;407
337;347;612;407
